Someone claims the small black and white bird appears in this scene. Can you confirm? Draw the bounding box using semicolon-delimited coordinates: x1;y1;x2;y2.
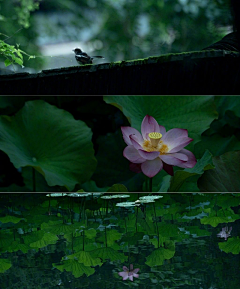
73;48;104;65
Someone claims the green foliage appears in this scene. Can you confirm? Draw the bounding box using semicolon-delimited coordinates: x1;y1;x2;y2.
0;193;239;287
0;40;24;67
218;237;240;254
53;259;95;278
0;259;12;273
0;100;97;190
169;150;214;192
145;241;175;266
14;0;41;28
107;184;129;192
198;151;240;192
104;95;217;147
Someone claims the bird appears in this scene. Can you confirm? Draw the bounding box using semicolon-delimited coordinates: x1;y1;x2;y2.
73;48;104;65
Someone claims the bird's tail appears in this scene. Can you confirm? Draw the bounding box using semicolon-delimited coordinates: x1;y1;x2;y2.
92;56;104;59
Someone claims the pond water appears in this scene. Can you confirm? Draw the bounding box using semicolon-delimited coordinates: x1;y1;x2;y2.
0;193;239;289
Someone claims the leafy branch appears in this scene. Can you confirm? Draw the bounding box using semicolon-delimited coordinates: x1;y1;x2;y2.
0;39;36;68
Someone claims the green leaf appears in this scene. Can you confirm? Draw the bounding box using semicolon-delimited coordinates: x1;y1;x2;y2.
13;56;23;66
4;241;30;254
218;237;240;254
91;129;139;188
0;100;97;190
29;232;59;248
4;58;12;67
0;259;12;273
0;215;25;224
85;228;97;239
194;135;240;159
217;195;240;208
41;222;80;235
145;241;175;266
198;151;240;192
91;247;127;262
53;259;95;278
66;251;102;266
97;229;123;246
169;150;214;192
157;223;179;237
104;95;217;146
158;175;171;192
215;96;240;118
107;184;128;192
200;216;230;227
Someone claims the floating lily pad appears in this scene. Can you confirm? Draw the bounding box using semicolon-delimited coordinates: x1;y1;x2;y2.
0;100;97;191
101;194;130;199
67;193;91;197
46;193;67;197
116;202;136;207
139;195;163;200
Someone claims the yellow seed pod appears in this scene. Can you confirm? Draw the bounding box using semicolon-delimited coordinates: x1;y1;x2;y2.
148;132;162;147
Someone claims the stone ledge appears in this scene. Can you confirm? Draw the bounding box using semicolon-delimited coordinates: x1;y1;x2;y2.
0;50;240;94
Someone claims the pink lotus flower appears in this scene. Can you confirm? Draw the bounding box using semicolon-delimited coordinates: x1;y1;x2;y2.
118;264;140;281
121;115;197;177
217;226;232;240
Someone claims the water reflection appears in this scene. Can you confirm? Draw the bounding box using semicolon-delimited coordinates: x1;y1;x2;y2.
0;193;239;289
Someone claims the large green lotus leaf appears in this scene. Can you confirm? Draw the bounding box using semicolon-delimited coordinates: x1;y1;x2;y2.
137;213;156;235
158;175;171;192
120;232;145;246
157;224;179;237
186;226;211;237
0;100;97;190
66;251;102;266
23;230;45;246
0;215;25;224
85;228;97;239
217;195;240;208
41;221;81;235
169;150;214;192
194;135;240;159
198;151;240;192
215;96;240;118
104;96;217;145
91;129;144;189
150;236;169;248
200;216;230;227
0;259;12;273
218;237;240;254
5;240;30;253
145;241;175;266
29;232;59;248
21;166;62;192
96;229;123;246
91;247;127;262
53;259;95;278
107;184;128;192
200;208;239;227
0;232;14;253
